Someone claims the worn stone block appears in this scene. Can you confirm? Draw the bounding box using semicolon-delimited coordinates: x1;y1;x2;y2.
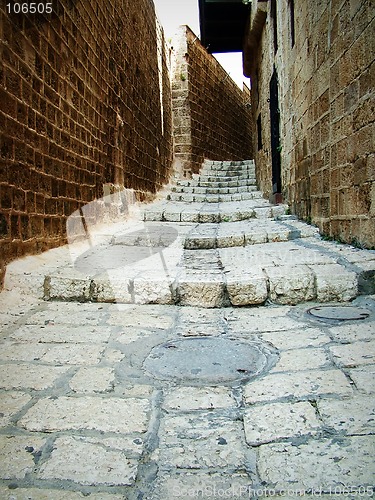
38;436;138;486
0;435;46;479
329;340;375;367
226;269;268;306
47;275;91;301
153;472;253;500
257;437;375;490
159;413;252;470
176;272;226;307
243;369;353;404
244;401;321;445
133;275;175;304
265;264;316;304
310;264;358;301
10;324;113;344
18;396;150;434
162;386;235;411
0;364;69;391
271;348;331;372
260;328;331;350
245;230;268;245
41;344;104;365
90;278;133;303
318;396;375;435
0;392;32;427
347;365;375;394
69;367;115;393
0;488;125;500
0;342;48;362
327;321;375;343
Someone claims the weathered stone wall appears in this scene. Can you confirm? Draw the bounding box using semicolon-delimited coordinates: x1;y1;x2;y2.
245;0;374;248
172;26;253;177
0;0;173;286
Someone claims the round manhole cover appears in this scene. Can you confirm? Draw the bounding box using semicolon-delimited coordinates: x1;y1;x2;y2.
143;337;277;384
307;305;370;321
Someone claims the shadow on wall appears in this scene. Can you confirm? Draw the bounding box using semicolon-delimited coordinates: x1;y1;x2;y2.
64;188;179;303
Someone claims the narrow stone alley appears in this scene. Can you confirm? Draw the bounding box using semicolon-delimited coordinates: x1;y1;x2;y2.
0;160;374;499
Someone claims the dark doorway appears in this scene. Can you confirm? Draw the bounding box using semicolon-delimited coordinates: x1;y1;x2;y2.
269;69;281;195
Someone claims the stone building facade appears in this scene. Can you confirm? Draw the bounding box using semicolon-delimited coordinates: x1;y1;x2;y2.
244;0;374;248
172;26;253;178
0;2;253;286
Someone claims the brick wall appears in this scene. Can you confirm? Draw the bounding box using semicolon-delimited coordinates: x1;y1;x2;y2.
0;0;173;286
245;0;374;248
172;26;253;177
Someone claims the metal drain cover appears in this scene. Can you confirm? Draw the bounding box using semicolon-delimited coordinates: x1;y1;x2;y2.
143;337;277;384
307;305;370;321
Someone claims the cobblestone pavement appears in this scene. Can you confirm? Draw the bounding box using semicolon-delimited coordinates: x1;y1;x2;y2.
1;160;375;498
0;290;374;499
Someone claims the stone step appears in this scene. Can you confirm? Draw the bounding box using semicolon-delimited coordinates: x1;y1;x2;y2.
200;167;256;175
202;159;255;169
176;178;257;189
184;218;320;249
167;191;263;203
31;239;374;307
142;200;289;222
171;184;258;194
193;173;255;182
201;170;255;177
6;156;375;311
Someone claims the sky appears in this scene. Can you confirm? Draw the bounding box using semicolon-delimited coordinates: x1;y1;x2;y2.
153;0;250;89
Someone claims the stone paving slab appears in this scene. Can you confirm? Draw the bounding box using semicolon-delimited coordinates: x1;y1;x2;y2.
162;386;236;411
0;364;69;391
158;413;254;470
9;325;113;344
0;488;125;499
243;401;321;445
0;392;32;427
329;340;375;367
18;396;150;434
317;395;375;435
0;435;46;480
37;436;138;486
69;366;116;393
257;436;375;491
151;472;253;500
348;365;375;394
243;369;354;404
269;347;331;372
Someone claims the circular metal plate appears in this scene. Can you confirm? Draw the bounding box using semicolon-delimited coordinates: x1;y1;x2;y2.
143;337;277;384
307;305;370;321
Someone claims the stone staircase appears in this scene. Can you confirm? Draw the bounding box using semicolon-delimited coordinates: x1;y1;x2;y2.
142;160;287;222
6;160;375;307
168;160;259;203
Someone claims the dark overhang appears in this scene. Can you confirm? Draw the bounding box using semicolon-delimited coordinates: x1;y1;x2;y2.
198;0;251;53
